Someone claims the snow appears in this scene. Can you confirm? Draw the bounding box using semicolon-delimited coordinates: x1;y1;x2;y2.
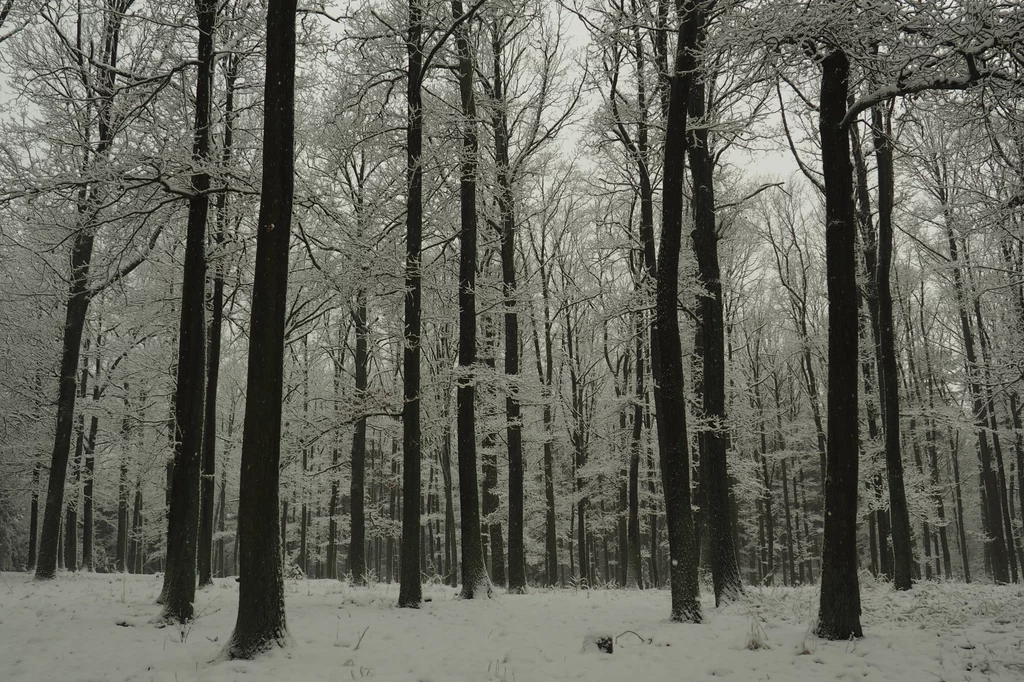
1;572;1023;681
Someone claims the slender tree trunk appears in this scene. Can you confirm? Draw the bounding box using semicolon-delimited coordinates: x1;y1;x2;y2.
221;0;295;656
440;423;458;587
815;47;863;640
688;72;742;605
350;289;369;584
491;27;525;594
626;310;644;588
944;225;1009;582
159;0;216;622
199;53;235;589
866;106;914;590
452;0;490;600
652;0;703;623
37;233;93;580
82;369;100;571
399;0;425;608
564;311;589;588
531;257;558;586
116;385;131;574
66;346;91;572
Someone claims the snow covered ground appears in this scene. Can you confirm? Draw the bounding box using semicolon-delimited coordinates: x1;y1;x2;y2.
1;571;1022;681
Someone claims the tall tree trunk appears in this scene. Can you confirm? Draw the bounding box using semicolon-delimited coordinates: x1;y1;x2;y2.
626;308;644;588
870;106;913;590
117;389;130;573
82;347;100;571
37;238;93;579
159;0;215;622
222;0;295;656
130;489;143;574
688;71;742;606
398;0;425;608
452;0;490;600
350;290;369;584
492;26;525;594
66;349;90;573
531;253;558;586
565;310;590;588
199;53;235;589
942;219;1009;582
815;46;863;640
440;423;458;587
653;0;703;623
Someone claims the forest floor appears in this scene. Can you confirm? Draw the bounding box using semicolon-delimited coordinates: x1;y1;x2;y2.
1;571;1022;681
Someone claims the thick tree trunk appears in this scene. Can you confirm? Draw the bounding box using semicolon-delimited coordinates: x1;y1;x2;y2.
159;0;215;622
870;106;914;591
652;0;703;623
815;48;863;640
221;0;295;657
398;0;425;608
452;0;490;600
688;74;742;606
492;29;525;594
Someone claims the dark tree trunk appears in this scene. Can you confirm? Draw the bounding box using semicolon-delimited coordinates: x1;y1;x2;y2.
531;255;558;586
29;461;40;570
870;106;913;590
815;48;863;640
350;289;369;584
66;348;90;572
159;0;216;622
626;311;644;588
199;52;235;589
564;311;591;588
452;0;490;600
398;0;425;608
652;0;703;623
82;378;99;571
117;396;129;573
491;27;525;594
37;238;93;579
222;0;295;657
943;224;1009;582
440;424;458;586
481;426;506;586
37;1;131;580
970;291;1019;581
688;72;742;606
781;459;795;586
130;489;143;574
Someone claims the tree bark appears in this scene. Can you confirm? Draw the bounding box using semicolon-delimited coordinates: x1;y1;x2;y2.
688;71;742;606
199;51;235;589
350;289;369;584
815;47;863;640
491;25;526;594
221;0;295;656
870;106;914;591
650;0;704;623
35;0;127;579
452;0;490;600
159;0;215;622
398;0;425;608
